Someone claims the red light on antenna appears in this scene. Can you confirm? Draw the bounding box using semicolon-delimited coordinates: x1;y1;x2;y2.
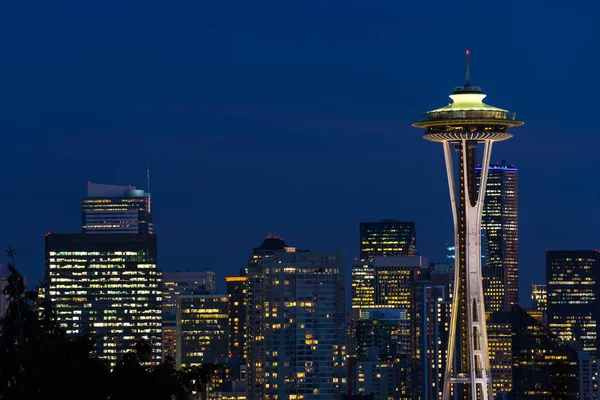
466;49;470;55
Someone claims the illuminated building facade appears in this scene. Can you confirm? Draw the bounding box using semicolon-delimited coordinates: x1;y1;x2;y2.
355;361;404;400
352;309;411;399
351;263;376;309
359;220;416;261
531;284;547;311
412;51;523;399
226;276;247;363
246;236;289;399
82;182;153;234
162;270;216;361
45;233;161;368
411;282;451;400
477;162;519;311
247;249;346;400
578;352;600;400
351;256;427;310
489;306;579;399
176;293;229;369
485;319;512;398
546;250;600;357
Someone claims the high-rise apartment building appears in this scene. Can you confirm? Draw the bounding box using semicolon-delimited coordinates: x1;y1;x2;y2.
477;162;519;312
411;282;451;400
359;220;416;261
247;248;346;400
45;233;162;367
176;293;229;369
226;276;247;363
82;182;153;234
162;270;216;361
547;250;600;357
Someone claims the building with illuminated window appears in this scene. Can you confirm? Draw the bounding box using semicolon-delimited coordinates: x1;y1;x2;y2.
359;220;416;261
578;352;600;400
162;270;216;361
547;250;600;357
246;236;289;399
45;233;161;368
247;249;346;400
176;293;229;369
488;306;579;399
82;182;153;234
411;282;450;400
351;256;427;310
226;276;247;364
350;309;411;399
531;284;547;311
486;318;513;398
526;283;548;326
355;360;404;400
476;162;519;312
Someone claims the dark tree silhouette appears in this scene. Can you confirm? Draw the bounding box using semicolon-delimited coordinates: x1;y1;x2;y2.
0;247;110;400
1;248;190;400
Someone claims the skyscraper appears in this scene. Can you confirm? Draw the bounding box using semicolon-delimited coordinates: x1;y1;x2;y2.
411;282;451;400
351;255;427;310
82;182;153;234
578;352;600;400
546;250;600;357
531;284;547;311
412;51;523;399
247;248;346;400
477;162;519;311
45;233;162;367
162;270;216;361
359;220;416;261
351;308;411;399
485;318;513;398
226;276;247;363
488;306;579;399
176;293;229;369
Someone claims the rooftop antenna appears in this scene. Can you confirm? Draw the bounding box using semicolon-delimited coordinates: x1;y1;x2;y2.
465;49;471;86
147;164;151;194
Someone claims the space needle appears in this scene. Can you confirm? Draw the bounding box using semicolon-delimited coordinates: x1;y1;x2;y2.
412;51;523;400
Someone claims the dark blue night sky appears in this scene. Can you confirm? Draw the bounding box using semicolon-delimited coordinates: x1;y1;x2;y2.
1;1;599;304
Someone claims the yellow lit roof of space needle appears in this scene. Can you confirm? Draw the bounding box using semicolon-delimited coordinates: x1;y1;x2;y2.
412;50;524;142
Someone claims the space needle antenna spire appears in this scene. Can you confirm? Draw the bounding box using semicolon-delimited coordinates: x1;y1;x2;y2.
465;49;471;86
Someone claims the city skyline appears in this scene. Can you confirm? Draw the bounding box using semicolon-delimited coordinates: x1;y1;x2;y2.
3;2;600;308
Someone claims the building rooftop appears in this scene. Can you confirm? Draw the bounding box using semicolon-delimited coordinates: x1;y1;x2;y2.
87;182;148;198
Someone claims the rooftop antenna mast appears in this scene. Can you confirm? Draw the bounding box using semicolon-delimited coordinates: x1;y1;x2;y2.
147;164;151;194
146;164;151;214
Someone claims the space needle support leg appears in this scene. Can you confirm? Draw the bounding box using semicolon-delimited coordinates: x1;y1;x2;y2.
464;140;494;400
442;141;459;400
476;140;494;399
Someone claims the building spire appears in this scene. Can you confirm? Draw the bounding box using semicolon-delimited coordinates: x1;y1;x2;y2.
465;49;471;86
